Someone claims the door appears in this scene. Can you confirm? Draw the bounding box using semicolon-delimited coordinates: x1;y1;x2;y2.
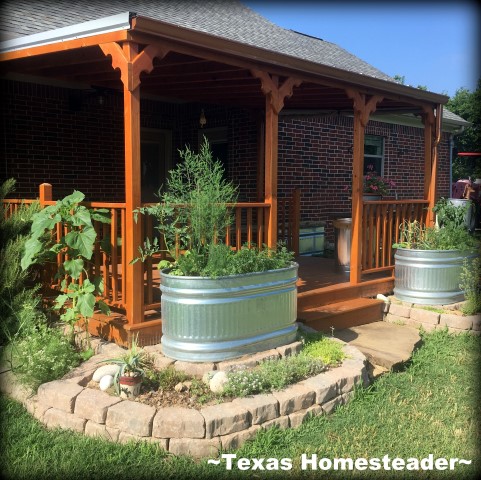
141;129;172;203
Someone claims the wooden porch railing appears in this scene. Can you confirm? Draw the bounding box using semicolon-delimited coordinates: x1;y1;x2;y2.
3;185;301;319
361;199;429;274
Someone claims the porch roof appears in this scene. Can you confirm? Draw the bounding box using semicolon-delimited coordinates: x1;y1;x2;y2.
0;0;449;111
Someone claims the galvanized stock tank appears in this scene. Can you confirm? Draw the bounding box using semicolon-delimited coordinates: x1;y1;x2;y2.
394;248;474;305
160;262;299;362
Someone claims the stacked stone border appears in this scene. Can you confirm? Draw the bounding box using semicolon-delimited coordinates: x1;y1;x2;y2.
383;296;481;335
1;338;368;459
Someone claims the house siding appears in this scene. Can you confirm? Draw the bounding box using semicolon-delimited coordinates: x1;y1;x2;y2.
1;79;451;243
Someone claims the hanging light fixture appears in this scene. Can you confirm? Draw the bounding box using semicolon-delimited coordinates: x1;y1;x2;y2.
199;109;207;128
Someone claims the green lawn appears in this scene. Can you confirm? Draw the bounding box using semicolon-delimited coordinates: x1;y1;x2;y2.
1;329;480;479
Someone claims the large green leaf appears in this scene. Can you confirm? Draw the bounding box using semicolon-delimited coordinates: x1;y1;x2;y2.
62;190;85;207
21;237;43;270
71;207;92;227
64;226;96;259
64;258;84;280
54;294;69;310
77;292;96;318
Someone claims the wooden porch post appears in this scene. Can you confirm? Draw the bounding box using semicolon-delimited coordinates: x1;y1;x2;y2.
100;41;167;325
346;90;383;285
39;183;52;206
422;104;442;225
251;70;301;249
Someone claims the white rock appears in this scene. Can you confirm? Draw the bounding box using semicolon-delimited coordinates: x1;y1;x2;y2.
209;371;229;394
99;375;114;391
202;370;217;385
92;364;120;382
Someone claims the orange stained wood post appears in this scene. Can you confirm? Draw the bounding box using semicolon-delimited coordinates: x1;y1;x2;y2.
122;42;143;325
100;40;167;324
422;104;442;225
346;89;383;285
251;70;301;249
39;183;52;205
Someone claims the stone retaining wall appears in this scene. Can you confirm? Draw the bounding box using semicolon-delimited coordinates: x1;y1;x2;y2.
384;296;481;335
4;341;368;459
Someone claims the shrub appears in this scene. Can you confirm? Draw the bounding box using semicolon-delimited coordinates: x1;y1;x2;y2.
8;324;81;391
460;257;481;315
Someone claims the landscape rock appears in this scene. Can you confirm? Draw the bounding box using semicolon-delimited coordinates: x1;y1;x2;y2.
209;371;228;393
99;375;114;391
92;365;120;383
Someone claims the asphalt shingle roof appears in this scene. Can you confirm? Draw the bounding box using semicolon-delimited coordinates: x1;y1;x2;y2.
0;0;395;83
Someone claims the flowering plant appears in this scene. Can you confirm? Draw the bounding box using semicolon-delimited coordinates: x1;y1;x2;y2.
363;164;395;196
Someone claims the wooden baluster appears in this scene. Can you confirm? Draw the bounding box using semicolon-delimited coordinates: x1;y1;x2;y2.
102;222;109;300
247;208;253;248
381;204;388;267
362;203;369;269
236;207;242;251
111;208;119;303
257;207;264;248
375;204;382;269
146;215;153;306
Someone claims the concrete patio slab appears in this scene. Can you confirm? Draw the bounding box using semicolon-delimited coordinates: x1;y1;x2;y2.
334;321;422;370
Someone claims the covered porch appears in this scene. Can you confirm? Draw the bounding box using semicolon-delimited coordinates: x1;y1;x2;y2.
0;11;446;345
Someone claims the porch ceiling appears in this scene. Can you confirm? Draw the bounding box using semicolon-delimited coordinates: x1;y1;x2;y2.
1;44;425;114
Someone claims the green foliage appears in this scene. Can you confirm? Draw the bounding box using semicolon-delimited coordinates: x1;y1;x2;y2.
298;331;346;366
99;337;150;395
135;139;294;277
447;80;481;180
393;198;480;251
21;190;111;344
0;179;46;345
459;257;481;315
143;365;188;391
224;354;326;397
6;324;81;392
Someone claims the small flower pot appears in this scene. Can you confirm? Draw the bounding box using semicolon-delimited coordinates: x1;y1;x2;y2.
118;375;142;399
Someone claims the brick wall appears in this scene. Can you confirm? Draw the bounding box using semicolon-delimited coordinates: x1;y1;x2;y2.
1;79;451;242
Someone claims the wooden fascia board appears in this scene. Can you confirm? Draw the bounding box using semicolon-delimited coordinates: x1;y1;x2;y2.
0;30;129;62
130;16;448;107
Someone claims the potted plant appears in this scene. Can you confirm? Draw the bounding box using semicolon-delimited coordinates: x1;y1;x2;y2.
134;139;298;362
393;198;480;305
100;337;149;398
363;164;395;199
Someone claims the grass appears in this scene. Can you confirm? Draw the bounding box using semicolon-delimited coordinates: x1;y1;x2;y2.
1;329;480;479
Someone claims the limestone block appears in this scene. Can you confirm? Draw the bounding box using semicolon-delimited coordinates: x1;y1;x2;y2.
275;341;303;358
388;303;411;318
174;361;216;378
201;402;250;439
84;420;119;441
299;373;337;404
118;432;168;450
74;388;122;424
44;407;86;433
152;407;205;439
472;315;481;331
260;415;290;430
289;404;323;428
106;400;156;437
272;384;316;415
37;380;84;413
169;437;220;458
440;313;473;330
321;395;344;415
410;308;440;325
220;425;262;451
232;394;279;424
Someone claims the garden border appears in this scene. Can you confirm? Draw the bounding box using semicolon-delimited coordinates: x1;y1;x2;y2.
1;334;369;459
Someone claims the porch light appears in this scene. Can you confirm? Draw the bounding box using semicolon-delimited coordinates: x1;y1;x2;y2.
199;109;207;128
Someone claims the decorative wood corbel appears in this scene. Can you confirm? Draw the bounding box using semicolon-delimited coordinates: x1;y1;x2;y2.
251;69;302;114
100;42;168;91
346;88;383;126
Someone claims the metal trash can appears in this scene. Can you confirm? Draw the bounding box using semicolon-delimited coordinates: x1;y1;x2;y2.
333;218;351;272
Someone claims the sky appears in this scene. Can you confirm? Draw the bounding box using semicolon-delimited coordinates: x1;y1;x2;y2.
243;1;480;98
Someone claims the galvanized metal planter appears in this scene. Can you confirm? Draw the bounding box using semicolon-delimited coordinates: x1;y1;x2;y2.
160;262;299;362
394;248;475;305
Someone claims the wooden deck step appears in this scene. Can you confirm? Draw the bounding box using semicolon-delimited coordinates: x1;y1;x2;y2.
297;297;384;333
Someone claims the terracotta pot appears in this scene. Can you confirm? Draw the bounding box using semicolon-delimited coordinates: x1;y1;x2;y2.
119;375;142;399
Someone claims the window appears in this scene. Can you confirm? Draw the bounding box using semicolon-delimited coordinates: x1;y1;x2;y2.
364;135;384;176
